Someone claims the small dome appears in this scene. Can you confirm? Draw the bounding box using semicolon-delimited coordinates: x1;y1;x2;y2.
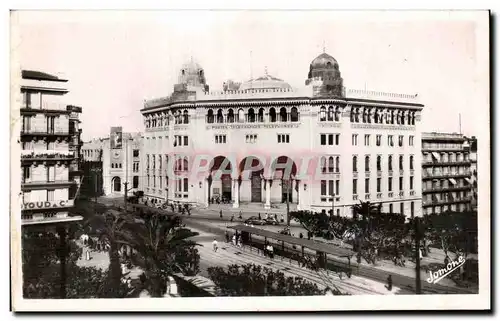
239;74;292;91
177;57;208;90
310;53;338;69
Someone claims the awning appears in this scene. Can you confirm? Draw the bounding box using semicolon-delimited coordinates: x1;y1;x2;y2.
431;152;441;161
465;177;472;184
448;178;457;185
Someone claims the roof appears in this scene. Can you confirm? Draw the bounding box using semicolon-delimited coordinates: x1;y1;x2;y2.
239;74;292;91
229;224;355;257
22;70;68;82
310;52;338;68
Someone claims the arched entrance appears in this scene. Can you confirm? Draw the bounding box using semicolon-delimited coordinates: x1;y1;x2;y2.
209;156;233;203
239;156;265;203
112;176;121;193
271;156;298;203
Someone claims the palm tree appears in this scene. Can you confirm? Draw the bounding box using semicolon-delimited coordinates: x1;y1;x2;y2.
117;211;200;297
85;209;132;298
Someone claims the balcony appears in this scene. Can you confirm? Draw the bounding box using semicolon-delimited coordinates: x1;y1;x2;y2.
21;130;70;137
21;199;75;211
377;171;382;177
422;160;471;167
388;170;393;176
20;101;70;114
365;171;370;178
353;172;358;179
422;185;471;193
422;172;471;179
22;180;75;191
422;197;472;207
21;150;74;162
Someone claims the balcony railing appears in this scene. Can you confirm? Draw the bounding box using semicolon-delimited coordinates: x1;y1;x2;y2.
422;172;471;179
21;130;70;136
422;197;472;207
21;150;74;161
376;192;382;199
422;185;471;193
22;180;74;188
422;160;471;166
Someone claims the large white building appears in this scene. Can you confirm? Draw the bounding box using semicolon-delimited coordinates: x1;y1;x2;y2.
20;70;83;225
140;52;424;218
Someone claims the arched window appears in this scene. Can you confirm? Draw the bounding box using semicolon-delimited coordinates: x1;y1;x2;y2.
335;106;341;121
175;110;181;124
377;155;381;171
111;163;115;168
399;155;404;170
207;109;214;123
183;157;189;172
355;108;360;122
388;155;393;171
279;107;287;122
328;156;334;173
362;108;368;123
238;108;245;123
183;110;189;124
321;157;327;173
320;106;326;121
328;106;334;121
350;108;356;122
335;156;340;173
269;108;277;122
227;109;234;123
258;108;265;122
352;156;358;172
400;111;405;125
248;108;256;122
290;107;299;122
390;110;395;124
407;112;412;124
365;156;370;172
410;155;414;170
217;109;224;123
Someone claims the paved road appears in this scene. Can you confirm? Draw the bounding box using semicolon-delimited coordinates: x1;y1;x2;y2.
89;198;477;295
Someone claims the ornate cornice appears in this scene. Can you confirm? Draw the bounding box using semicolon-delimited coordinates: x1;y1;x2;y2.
351;123;416;131
206;123;301;130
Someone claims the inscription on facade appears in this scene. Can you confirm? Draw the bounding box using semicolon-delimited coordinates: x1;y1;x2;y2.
351;124;416;131
206;123;301;130
317;123;342;128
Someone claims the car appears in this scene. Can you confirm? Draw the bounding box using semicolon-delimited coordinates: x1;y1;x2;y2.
244;216;266;225
265;217;279;225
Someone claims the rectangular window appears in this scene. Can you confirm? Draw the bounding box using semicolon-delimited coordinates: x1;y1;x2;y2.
335;134;340;145
320;134;326;145
153;175;156;188
398;135;404;147
215;134;227;144
364;134;370;146
388;177;393;192
389;204;393;214
47;166;55;182
352;134;358;146
278;134;290;144
335;180;340;195
328;134;333;145
133;176;139;188
22;116;31;132
133;149;139;157
410;176;414;190
183;178;189;192
411;202;415;218
47;190;55;201
320;180;327;196
409;136;414;146
152;155;156;170
376;135;382;146
400;203;404;215
365;178;370;193
328;180;334;196
183;136;188;146
353;179;357;194
146;154;150;169
46;116;56;134
399;177;403;191
377;178;381;193
388;135;394;147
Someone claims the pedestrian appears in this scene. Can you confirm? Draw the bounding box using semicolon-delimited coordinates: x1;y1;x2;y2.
269;244;274;259
386;275;393;291
274;213;278;221
220;210;223;219
232;234;237;246
239;211;242;219
212;238;218;252
237;236;242;248
231;214;234;222
85;250;91;261
299;232;304;239
225;231;229;243
258;213;261;220
280;214;284;223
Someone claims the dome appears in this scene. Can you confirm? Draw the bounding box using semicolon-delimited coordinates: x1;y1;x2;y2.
176;57;208;90
239;73;292;91
310;52;338;69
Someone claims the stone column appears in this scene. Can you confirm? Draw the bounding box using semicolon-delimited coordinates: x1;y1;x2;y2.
265;179;271;209
204;177;210;208
232;178;240;208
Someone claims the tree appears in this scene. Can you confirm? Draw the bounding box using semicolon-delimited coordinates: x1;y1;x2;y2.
207;264;338;296
117;211;200;297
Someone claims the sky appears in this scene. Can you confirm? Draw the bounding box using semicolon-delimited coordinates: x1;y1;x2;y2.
13;10;489;141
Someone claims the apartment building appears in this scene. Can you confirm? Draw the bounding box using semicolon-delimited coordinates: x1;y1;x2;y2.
421;132;473;214
20;70;83;225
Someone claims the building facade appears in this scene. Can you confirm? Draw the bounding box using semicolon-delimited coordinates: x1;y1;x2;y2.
421;132;473;214
140;53;424;218
20;70;83;225
81;131;143;197
466;136;478;211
